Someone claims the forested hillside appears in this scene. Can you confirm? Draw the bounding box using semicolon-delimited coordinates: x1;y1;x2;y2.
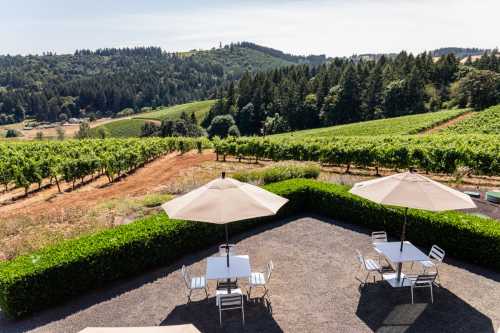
0;43;323;125
204;49;500;136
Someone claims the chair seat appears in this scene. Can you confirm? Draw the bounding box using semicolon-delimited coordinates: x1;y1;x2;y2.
216;288;242;306
365;259;381;271
190;276;206;289
420;260;435;268
249;272;266;286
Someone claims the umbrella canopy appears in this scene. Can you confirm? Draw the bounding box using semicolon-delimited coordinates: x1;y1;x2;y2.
162;175;289;224
349;172;476;211
162;172;288;266
79;325;200;333
349;171;476;251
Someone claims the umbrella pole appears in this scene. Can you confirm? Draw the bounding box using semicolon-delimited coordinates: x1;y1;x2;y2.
225;224;230;267
400;207;408;252
395;207;408;284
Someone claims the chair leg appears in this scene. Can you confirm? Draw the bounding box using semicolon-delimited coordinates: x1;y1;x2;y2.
364;272;370;284
435;266;441;285
187;289;192;303
248;286;252;299
411;286;414;304
242;302;245;326
204;287;208;298
219;308;222;327
263;285;269;297
430;285;434;303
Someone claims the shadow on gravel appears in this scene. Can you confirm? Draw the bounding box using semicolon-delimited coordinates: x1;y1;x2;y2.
355;282;495;333
161;296;282;333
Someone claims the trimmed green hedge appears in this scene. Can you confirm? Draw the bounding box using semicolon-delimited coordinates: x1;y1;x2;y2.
1;179;499;318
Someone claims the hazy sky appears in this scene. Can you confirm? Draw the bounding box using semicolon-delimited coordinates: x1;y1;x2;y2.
1;0;498;57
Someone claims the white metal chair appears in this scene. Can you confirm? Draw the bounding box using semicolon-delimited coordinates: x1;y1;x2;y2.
372;231;387;263
218;291;245;327
403;273;437;304
181;265;208;302
356;250;382;284
421;245;445;283
412;245;445;284
219;244;236;256
216;288;242;305
248;260;273;298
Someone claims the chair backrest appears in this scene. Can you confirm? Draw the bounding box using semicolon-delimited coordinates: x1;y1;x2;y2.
219;244;236;256
414;273;437;286
372;231;387;244
219;293;243;310
181;265;190;289
266;260;274;282
428;245;445;263
356;250;366;269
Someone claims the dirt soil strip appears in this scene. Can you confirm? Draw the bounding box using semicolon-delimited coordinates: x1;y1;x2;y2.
421;111;474;134
0;151;215;220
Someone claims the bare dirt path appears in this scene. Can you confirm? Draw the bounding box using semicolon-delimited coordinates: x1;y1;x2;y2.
421;111;474;134
0;151;265;260
0;151;215;219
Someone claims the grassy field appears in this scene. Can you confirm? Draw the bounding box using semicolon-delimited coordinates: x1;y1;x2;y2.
90;119;151;138
444;105;500;134
136;100;215;122
91;100;215;137
272;108;468;138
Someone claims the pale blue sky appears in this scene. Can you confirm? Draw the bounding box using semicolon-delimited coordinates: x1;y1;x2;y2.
1;0;498;56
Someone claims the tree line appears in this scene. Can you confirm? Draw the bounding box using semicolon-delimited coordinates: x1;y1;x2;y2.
0;47;227;125
203;50;500;136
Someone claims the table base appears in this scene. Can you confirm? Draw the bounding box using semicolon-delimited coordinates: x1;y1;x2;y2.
382;272;412;288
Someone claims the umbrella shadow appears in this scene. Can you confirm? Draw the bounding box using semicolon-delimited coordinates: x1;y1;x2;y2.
161;296;283;333
355;282;495;333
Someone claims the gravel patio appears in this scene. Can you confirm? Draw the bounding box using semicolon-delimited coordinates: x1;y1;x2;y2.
1;216;499;333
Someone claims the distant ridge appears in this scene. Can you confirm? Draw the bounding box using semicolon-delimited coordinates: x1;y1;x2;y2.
351;47;493;62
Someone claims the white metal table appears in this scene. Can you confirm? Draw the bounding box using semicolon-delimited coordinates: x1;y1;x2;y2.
375;241;430;288
206;255;251;281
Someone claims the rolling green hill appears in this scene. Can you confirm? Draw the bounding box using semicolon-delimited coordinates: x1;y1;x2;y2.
136;100;215;122
92;100;215;137
271;108;468;138
189;42;326;78
90;119;150;138
443;105;500;134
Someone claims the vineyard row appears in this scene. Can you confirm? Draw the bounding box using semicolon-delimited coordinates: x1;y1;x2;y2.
214;135;500;176
0;138;209;195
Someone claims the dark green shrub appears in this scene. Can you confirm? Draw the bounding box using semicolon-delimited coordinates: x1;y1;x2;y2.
0;179;498;318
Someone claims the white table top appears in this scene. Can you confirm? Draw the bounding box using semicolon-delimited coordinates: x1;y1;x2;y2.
206;255;251;280
375;241;429;263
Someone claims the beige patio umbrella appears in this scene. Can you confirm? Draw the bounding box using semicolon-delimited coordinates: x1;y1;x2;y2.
349;171;476;251
79;324;200;333
162;172;289;266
